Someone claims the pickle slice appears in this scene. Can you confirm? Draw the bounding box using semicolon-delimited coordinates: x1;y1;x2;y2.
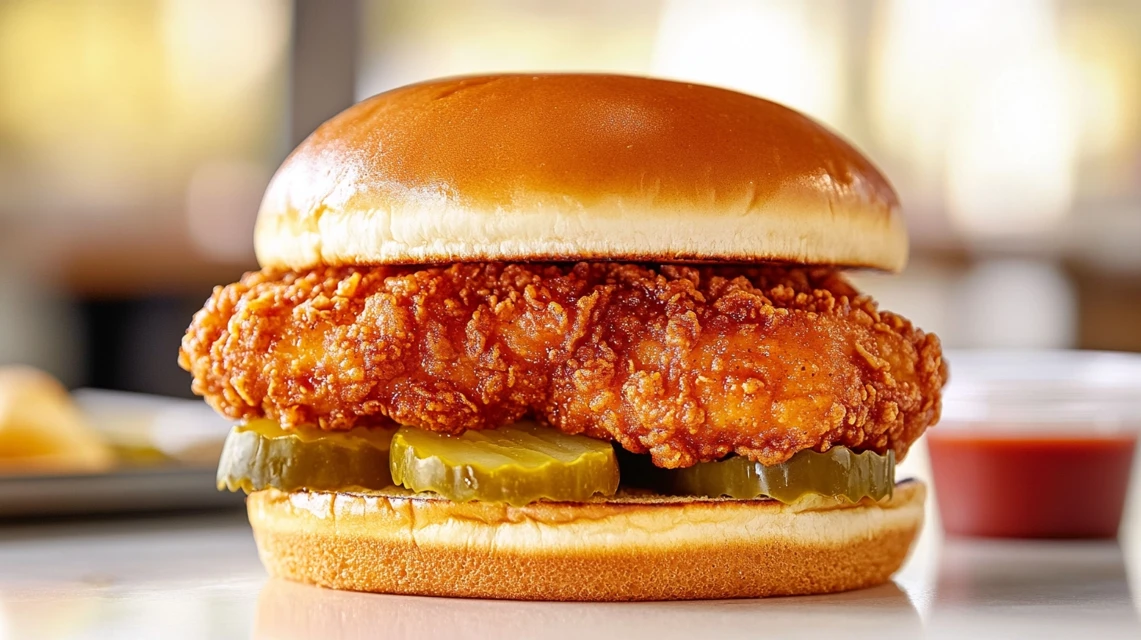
217;419;397;494
621;446;894;504
390;422;619;506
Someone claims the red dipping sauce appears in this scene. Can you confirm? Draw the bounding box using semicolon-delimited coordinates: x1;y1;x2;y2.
929;432;1137;538
931;350;1141;539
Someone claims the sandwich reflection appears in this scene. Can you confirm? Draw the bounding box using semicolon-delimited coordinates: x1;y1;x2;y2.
255;579;922;640
927;538;1140;639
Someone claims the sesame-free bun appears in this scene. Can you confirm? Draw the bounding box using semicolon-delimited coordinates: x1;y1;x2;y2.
247;480;924;601
255;74;907;272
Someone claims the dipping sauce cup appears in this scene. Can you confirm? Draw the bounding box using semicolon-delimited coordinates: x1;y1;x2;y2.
929;350;1141;539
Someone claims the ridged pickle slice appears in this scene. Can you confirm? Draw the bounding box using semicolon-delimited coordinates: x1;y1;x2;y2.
622;446;894;503
217;419;397;494
390;422;620;506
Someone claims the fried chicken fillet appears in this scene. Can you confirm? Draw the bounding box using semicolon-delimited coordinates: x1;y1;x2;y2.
180;262;945;468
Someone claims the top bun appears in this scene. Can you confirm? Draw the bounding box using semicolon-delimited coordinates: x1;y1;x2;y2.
255;74;906;271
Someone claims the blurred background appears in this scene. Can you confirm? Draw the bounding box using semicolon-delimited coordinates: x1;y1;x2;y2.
0;0;1139;396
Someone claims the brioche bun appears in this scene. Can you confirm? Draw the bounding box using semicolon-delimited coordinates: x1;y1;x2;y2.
247;480;924;601
255;74;906;272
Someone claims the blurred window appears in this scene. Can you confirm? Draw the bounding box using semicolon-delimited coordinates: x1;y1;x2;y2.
0;0;291;277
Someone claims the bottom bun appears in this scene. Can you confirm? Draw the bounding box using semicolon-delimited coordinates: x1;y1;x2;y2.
247;481;925;601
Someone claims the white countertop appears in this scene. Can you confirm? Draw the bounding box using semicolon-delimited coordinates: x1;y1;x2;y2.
2;446;1140;640
1;511;1138;639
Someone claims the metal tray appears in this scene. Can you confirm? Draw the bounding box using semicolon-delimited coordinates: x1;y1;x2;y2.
0;465;244;518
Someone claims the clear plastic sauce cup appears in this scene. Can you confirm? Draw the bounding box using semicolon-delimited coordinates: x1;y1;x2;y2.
929;350;1141;538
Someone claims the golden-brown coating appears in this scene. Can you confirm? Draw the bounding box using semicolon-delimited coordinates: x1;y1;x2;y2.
180;263;945;468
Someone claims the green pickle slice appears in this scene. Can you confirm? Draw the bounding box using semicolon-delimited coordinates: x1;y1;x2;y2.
217;419;398;494
390;422;619;506
218;418;889;506
622;446;894;504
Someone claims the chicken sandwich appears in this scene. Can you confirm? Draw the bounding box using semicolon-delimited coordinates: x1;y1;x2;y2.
180;74;946;601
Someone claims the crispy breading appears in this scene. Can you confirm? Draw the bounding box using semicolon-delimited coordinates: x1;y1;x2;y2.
179;263;946;468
